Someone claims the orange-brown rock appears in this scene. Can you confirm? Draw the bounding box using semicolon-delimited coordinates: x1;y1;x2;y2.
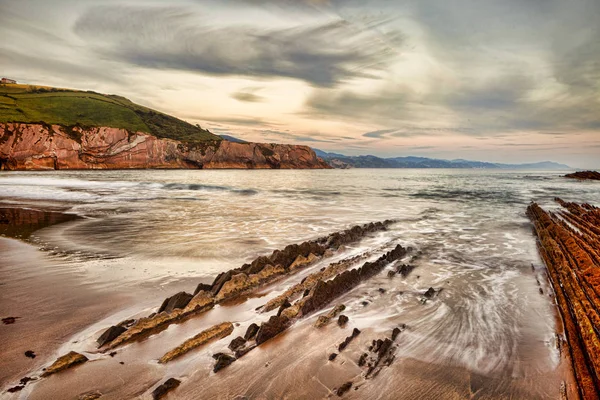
159;322;234;363
41;351;88;377
0;123;330;170
527;200;600;399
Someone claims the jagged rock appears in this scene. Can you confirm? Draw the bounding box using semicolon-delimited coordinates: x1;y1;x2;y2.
97;325;127;347
216;273;257;300
210;271;233;296
228;336;246;351
358;353;368;366
338;328;361;352
244;323;259;340
397;264;416;277
183;290;215;314
392;327;401;340
276;299;292;317
315;316;329;328
193;283;212;295
329;353;338;361
235;345;256;358
336;382;353;396
106;310;183;349
337;315;349;327
7;385;24;393
152;378;181;400
314;304;346;328
301;245;406;317
159;322;234;363
41;351;88;377
423;287;436;299
213;353;236;373
255;315;291;345
290;253;318;270
24;350;36;358
158;292;193;313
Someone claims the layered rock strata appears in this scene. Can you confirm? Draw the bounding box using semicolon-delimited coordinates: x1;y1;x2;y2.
100;221;394;349
0;123;330;170
527;199;600;399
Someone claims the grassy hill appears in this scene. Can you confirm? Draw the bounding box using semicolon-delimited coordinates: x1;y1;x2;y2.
0;83;221;143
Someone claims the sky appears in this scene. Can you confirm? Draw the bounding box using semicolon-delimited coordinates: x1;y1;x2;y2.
1;0;599;167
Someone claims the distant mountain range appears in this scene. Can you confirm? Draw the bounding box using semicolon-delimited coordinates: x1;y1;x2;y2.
313;149;571;170
218;134;247;143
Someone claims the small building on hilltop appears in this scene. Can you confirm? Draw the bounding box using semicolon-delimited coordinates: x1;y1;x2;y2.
1;78;17;84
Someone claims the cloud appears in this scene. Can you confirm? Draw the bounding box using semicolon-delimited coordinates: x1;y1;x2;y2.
231;87;265;102
73;5;401;87
362;129;396;138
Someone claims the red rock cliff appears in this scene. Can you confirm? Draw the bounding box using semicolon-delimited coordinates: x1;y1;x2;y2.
0;123;330;170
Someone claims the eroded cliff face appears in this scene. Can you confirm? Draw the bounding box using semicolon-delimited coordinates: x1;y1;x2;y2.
0;123;330;170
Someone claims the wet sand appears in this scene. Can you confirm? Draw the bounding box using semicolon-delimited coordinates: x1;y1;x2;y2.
0;232;197;395
5;230;564;400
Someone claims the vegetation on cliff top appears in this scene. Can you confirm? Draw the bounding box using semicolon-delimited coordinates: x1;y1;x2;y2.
0;84;221;143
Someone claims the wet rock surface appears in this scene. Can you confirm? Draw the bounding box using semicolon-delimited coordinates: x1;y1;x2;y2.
244;323;259;340
159;322;234;363
98;221;394;350
97;325;127;347
528;199;600;397
152;378;181;400
338;328;361;352
158;291;193;313
336;382;353;396
41;351;88;377
213;353;236;373
564;171;600;181
337;315;349;327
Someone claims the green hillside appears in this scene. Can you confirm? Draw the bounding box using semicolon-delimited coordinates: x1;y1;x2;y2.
0;84;221;143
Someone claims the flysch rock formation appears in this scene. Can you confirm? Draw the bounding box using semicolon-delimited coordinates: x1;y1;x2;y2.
527;199;600;400
0;123;330;170
98;221;394;350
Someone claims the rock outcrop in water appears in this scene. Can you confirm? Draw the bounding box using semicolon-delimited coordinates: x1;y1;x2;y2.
0;123;330;170
564;171;600;181
98;221;394;349
211;243;409;372
527;199;600;399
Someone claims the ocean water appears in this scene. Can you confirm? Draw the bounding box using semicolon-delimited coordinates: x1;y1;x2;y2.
1;169;599;398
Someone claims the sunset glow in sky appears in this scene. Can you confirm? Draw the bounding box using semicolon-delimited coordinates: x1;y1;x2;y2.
1;0;599;167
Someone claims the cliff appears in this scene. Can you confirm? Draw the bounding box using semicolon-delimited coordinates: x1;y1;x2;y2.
0;123;330;170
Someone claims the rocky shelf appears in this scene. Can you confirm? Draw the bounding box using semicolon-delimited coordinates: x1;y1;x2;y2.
564;171;600;181
527;199;600;399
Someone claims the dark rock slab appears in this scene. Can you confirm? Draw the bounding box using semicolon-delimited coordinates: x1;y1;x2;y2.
97;325;127;347
255;315;291;345
193;283;212;296
228;336;246;351
152;378;181;400
336;382;353;396
244;323;259;340
213;353;236;373
158;292;193;313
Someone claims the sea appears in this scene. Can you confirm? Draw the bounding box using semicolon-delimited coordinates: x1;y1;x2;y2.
1;169;599;398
